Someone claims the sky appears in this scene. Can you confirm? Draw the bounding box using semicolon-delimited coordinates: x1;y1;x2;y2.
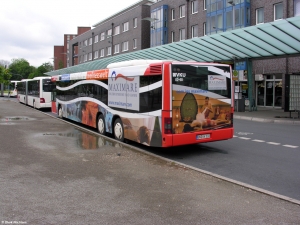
0;0;141;67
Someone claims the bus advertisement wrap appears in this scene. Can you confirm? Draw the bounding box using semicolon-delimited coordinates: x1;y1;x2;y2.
108;70;140;111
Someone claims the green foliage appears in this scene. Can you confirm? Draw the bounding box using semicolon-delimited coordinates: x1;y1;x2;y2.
9;58;33;80
1;58;54;80
0;65;12;85
28;62;53;79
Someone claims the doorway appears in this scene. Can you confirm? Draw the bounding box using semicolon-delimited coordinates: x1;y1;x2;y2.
256;74;282;107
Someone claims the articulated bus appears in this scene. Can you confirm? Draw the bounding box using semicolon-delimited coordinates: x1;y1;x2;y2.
51;60;234;147
1;80;19;97
18;76;54;109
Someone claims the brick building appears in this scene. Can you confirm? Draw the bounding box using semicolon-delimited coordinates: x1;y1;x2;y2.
53;27;91;70
54;0;300;108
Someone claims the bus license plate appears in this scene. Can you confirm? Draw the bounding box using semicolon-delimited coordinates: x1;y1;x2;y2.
196;134;210;140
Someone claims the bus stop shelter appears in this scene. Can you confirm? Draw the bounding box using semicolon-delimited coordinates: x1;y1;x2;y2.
46;16;300;111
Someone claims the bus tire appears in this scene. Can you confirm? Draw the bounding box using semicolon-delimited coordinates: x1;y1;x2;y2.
97;114;106;135
113;118;124;142
58;106;63;119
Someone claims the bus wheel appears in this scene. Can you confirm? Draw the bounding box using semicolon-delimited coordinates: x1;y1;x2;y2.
97;114;106;135
114;118;124;142
58;106;63;118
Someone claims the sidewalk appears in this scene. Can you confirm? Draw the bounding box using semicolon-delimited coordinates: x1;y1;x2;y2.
234;106;300;124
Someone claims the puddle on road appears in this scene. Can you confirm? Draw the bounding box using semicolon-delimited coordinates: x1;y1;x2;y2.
43;129;124;151
0;116;35;121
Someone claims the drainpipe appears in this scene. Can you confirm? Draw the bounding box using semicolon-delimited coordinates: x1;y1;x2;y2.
111;23;114;56
186;0;190;39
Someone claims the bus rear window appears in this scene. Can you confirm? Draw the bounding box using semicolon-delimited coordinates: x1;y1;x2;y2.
172;65;231;98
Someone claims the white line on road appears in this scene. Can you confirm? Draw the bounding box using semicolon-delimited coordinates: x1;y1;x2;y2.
239;137;251;140
252;139;265;143
266;142;281;145
282;145;299;148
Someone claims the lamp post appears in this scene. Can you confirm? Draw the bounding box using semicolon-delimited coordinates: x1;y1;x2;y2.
142;17;158;47
228;1;236;30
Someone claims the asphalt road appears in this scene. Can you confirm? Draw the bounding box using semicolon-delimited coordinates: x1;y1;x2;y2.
1;99;300;225
145;119;300;201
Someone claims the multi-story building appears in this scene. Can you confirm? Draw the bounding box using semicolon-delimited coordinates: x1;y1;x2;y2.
53;27;91;70
149;0;299;108
55;0;300;108
68;0;153;66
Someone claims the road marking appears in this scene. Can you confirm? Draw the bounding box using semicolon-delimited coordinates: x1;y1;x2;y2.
239;137;251;140
282;145;299;148
252;139;265;143
266;142;281;145
233;135;238;137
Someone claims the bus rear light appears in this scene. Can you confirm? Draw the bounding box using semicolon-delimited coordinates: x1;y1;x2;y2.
40;98;45;103
164;118;172;134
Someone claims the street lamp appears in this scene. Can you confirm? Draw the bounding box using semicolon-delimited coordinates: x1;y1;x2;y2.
228;1;236;30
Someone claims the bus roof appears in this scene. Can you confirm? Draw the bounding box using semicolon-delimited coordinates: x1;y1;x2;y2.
107;59;173;69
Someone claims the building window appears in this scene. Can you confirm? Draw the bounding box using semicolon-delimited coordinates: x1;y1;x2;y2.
100;32;105;41
94;51;98;59
89;38;92;45
123;22;129;32
107;29;112;37
100;49;104;57
295;0;300;16
203;22;206;36
191;1;198;14
171;31;175;42
84;54;87;62
274;2;283;20
204;0;207;10
179;28;185;40
84;40;88;46
171;8;175;20
256;8;264;24
191;25;198;38
133;38;137;49
122;41;128;52
88;52;92;60
94;35;98;43
114;26;120;35
179;5;186;18
133;18;138;28
114;44;120;54
107;46;111;56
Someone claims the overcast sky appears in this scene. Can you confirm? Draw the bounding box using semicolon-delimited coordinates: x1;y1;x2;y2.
0;0;140;67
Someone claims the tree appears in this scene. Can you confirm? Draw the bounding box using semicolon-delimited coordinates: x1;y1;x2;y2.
9;58;34;80
0;65;12;85
28;62;53;79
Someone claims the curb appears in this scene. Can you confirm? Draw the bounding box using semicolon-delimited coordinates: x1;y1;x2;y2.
234;115;300;124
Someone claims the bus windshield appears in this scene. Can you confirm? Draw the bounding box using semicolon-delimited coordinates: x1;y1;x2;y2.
43;79;56;92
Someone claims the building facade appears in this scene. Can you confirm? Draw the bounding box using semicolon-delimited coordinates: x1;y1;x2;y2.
149;0;300;108
57;0;300;108
53;27;91;70
68;0;153;67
